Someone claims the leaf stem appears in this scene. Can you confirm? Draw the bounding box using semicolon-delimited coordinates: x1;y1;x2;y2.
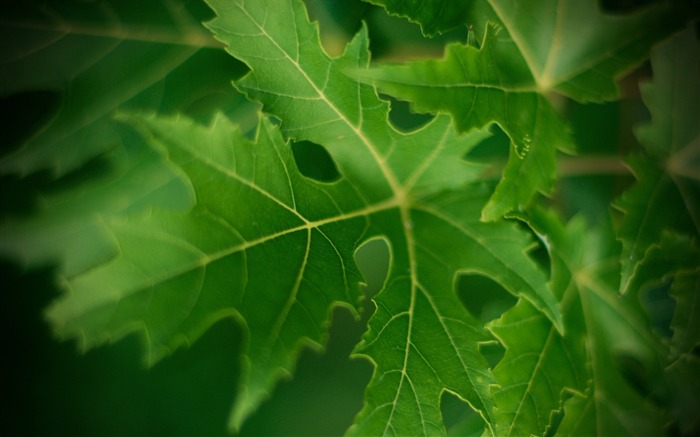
556;156;631;177
480;155;631;179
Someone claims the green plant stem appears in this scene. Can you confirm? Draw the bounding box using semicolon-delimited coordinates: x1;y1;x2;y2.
482;155;630;180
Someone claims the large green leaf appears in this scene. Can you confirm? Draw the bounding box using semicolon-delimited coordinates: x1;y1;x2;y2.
0;0;252;177
615;28;700;294
40;1;565;435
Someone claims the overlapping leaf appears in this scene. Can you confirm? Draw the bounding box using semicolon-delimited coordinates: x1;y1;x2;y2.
0;129;198;276
488;0;691;101
371;0;691;101
0;0;250;177
614;29;700;435
494;210;670;436
615;28;700;294
358;0;689;220
488;209;588;436
357;23;572;220
0;0;258;276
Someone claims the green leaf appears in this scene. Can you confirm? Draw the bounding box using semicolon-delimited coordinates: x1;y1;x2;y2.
668;270;700;362
645;237;700;435
40;1;564;435
489;209;588;436
0;132;193;276
491;209;672;436
616;28;700;294
47;112;373;429
0;0;252;177
488;0;692;101
365;0;689;101
357;23;572;220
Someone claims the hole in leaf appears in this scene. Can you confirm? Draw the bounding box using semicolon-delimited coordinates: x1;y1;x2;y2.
529;239;551;278
544;391;576;437
455;273;517;323
291;140;340;182
639;279;675;339
354;237;391;301
238;307;372;437
382;94;434;132
478;341;506;369
440;390;485;436
464;123;510;162
305;0;368;56
511;218;552;277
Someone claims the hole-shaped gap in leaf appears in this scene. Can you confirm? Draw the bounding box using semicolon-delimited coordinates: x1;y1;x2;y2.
529;241;552;278
478;341;506;370
354;237;391;303
639;279;675;339
365;5;468;60
463;122;510;163
381;94;435;132
544;391;576;437
239;306;373;437
455;273;518;323
0;90;62;155
514;219;551;277
305;0;369;56
440;390;485;436
291;140;341;182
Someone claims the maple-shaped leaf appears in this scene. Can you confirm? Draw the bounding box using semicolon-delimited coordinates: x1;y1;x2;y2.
488;0;691;101
0;0;252;177
41;1;564;435
357;23;572;221
357;0;690;220
615;28;700;294
504;209;671;436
